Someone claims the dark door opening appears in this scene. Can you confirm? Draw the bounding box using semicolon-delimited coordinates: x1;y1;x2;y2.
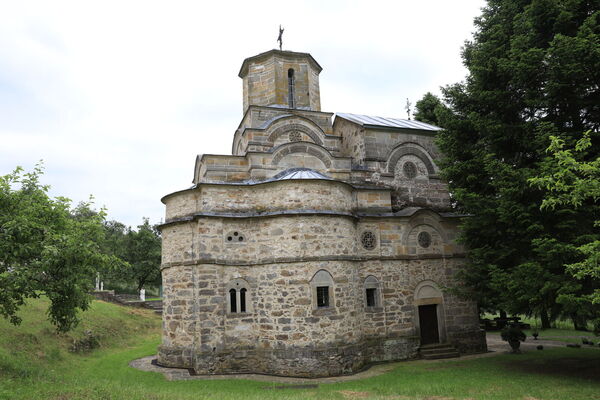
418;304;440;345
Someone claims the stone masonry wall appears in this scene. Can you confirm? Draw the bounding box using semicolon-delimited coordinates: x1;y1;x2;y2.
335;117;366;166
164;180;356;221
362;128;441;162
158;257;485;377
241;53;321;113
242;56;277;113
160;212;465;267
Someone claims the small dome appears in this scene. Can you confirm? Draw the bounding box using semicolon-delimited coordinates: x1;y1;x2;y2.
267;168;333;182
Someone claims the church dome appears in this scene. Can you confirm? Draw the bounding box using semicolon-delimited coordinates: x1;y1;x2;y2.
266;167;333;182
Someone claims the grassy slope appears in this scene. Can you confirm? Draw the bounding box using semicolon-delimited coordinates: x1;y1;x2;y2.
1;298;599;400
0;297;160;385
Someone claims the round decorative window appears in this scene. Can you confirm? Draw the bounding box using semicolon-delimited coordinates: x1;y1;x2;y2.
361;231;377;250
417;231;431;248
226;231;245;243
289;131;302;142
403;161;417;179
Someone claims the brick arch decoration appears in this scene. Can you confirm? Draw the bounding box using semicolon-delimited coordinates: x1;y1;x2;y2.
413;279;443;301
412;279;448;343
266;117;325;146
386;144;436;175
271;142;333;168
400;211;448;246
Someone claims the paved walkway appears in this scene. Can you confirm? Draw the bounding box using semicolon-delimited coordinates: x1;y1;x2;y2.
129;335;595;383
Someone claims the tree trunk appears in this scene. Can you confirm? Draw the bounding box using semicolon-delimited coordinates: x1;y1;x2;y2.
571;314;588;331
499;309;507;319
540;309;551;329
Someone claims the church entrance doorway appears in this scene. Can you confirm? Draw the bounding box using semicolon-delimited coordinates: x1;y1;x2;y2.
418;304;439;345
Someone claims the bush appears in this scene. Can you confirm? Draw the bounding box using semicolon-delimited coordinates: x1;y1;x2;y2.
501;325;527;353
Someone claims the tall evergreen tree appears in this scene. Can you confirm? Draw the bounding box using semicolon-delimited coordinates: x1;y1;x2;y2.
414;92;445;126
437;0;600;328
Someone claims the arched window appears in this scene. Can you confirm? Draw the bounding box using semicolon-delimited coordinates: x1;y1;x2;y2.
240;288;247;313
310;270;334;309
227;279;251;314
288;68;295;109
229;288;237;313
364;275;381;309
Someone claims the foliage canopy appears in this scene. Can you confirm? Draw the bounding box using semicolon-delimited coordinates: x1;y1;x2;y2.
0;165;120;332
435;0;600;328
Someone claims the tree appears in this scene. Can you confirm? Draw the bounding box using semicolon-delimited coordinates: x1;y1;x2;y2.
123;219;161;293
414;92;445;126
97;219;129;286
436;0;600;328
530;131;600;329
0;165;118;332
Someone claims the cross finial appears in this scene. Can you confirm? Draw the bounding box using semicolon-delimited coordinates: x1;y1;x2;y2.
277;25;284;51
405;98;412;120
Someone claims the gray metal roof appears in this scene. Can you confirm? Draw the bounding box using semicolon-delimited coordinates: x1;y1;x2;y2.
267;168;333;182
335;113;441;131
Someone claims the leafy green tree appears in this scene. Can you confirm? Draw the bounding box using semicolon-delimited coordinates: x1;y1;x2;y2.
95;218;162;295
414;92;445;126
530;131;600;328
0;165;118;332
123;219;162;293
436;0;600;328
98;219;129;286
103;220;128;259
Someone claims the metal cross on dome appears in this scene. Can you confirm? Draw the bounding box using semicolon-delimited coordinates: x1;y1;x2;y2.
277;25;284;50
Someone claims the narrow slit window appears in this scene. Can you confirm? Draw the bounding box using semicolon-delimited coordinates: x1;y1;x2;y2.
229;289;237;313
240;288;247;312
316;286;329;308
366;288;376;307
288;68;295;108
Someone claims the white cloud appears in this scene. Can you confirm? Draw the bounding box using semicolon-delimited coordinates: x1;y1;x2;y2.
0;0;485;227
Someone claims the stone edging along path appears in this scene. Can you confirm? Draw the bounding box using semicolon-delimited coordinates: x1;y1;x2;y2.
129;336;599;383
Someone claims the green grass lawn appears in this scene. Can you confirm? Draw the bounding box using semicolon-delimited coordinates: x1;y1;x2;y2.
487;328;600;344
1;298;599;400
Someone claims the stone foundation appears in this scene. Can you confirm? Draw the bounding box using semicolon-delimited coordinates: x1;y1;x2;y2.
159;336;420;377
157;332;487;377
157;257;486;377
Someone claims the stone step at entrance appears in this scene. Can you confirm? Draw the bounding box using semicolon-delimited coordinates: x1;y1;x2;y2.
419;343;460;360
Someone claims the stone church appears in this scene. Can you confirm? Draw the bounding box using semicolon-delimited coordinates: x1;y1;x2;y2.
158;49;486;377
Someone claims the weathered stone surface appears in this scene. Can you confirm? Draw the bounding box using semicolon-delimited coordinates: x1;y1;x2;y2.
158;49;486;378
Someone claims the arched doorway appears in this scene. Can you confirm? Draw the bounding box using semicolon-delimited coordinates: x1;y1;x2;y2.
414;281;446;345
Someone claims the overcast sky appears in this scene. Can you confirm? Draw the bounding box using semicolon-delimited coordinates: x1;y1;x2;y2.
0;0;485;228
